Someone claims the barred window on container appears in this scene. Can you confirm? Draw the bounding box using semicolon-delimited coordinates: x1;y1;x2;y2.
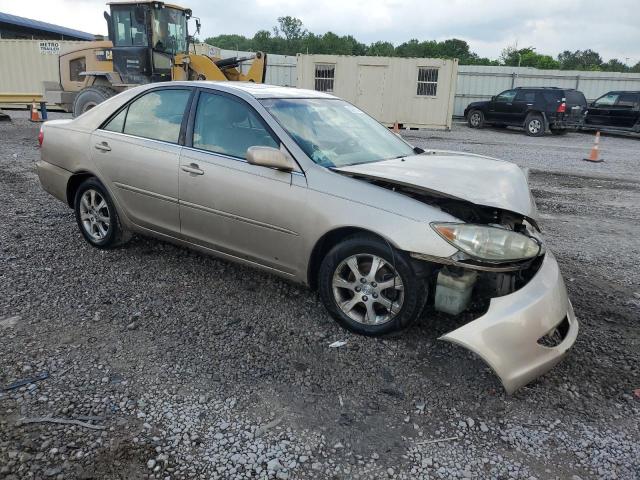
314;64;335;92
417;68;438;96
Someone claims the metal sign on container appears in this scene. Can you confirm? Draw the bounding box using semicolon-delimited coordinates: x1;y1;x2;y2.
39;41;61;55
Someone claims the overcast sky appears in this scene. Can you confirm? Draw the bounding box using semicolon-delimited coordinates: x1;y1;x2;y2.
1;0;638;63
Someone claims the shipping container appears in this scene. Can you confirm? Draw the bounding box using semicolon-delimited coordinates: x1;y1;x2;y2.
296;54;458;129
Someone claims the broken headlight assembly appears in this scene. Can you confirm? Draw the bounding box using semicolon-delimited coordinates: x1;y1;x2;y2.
431;222;542;263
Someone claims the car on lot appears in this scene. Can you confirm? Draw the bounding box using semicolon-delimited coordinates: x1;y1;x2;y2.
464;87;587;136
36;81;578;393
582;91;640;133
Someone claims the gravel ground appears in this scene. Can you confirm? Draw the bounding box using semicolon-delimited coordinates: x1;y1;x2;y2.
1;113;639;480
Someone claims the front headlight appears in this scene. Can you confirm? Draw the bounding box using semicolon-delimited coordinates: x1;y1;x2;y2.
431;222;541;262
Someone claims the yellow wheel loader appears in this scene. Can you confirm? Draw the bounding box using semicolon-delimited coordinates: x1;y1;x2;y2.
45;1;266;116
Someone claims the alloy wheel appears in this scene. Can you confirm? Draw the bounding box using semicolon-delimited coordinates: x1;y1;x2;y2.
470;112;481;127
332;254;404;325
79;189;110;241
528;119;542;134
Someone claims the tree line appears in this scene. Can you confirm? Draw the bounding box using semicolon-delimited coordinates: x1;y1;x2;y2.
205;16;640;73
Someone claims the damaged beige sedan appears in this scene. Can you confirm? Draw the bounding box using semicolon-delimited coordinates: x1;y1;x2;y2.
36;82;578;393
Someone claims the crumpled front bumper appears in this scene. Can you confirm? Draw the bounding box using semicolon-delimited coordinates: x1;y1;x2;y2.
440;252;578;394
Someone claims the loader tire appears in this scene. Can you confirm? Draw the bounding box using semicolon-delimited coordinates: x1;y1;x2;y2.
73;86;116;118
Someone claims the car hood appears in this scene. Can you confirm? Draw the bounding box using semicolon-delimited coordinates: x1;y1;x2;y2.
466;101;488;110
335;151;537;220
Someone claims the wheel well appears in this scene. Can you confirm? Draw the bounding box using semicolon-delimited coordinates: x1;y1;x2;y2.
66;172;95;207
524;110;546;128
307;227;391;290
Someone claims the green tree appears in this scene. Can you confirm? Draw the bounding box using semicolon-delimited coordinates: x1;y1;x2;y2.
367;41;395;57
274;16;306;41
631;61;640;73
204;34;252;51
557;49;603;70
600;58;629;72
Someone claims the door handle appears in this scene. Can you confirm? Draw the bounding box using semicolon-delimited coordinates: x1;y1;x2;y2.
94;142;111;152
181;163;204;175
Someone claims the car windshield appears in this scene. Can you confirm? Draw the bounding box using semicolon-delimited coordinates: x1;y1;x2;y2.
260;98;415;167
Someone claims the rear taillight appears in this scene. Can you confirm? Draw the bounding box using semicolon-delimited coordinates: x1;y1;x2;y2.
38;125;44;147
557;100;566;113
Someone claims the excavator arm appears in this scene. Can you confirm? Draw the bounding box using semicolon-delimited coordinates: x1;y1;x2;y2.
172;52;267;83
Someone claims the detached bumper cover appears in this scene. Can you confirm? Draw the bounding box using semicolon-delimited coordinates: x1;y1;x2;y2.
440;252;578;394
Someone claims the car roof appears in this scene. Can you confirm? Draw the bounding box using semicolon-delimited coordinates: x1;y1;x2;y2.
187;81;337;100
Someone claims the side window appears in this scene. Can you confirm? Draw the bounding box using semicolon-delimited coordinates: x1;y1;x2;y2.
103;108;127;133
594;93;619;107
515;90;536;103
69;57;86;82
495;90;517;103
616;93;639;108
112;8;148;47
123;89;191;143
192;92;278;159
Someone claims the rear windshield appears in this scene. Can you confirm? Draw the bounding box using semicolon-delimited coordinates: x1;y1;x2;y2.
565;90;587;106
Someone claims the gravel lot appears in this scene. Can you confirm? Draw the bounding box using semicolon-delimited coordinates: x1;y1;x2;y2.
1;113;639;480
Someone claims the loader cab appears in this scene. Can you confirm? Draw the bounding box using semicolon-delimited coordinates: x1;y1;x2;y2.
105;1;191;84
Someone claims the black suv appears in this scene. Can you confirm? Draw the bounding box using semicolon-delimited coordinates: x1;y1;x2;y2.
583;91;640;133
464;87;587;136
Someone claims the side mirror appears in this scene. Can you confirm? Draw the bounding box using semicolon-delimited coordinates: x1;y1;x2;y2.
247;146;295;172
195;18;201;35
491;96;496;101
413;146;425;154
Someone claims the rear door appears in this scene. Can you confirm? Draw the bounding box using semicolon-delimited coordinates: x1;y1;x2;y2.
513;90;536;124
91;87;192;235
487;90;517;123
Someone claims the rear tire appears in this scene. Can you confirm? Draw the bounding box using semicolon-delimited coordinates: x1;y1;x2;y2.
72;86;116;117
525;113;545;137
74;178;130;249
467;110;484;129
318;234;426;336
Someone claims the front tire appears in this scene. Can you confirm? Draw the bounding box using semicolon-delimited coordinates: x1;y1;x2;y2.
318;235;426;336
74;178;129;249
525;113;545;136
467;110;484;129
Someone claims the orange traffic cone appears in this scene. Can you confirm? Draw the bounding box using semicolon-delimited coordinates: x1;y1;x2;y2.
583;131;603;163
393;121;400;133
29;101;41;123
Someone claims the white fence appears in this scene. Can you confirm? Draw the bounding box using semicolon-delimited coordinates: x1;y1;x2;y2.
454;65;640;117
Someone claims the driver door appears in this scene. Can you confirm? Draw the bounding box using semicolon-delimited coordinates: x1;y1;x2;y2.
487;89;517;123
178;90;308;276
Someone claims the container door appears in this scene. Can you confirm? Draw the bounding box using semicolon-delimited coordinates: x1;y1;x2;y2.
356;65;387;120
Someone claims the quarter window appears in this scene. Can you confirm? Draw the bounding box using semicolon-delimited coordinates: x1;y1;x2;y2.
115;89;191;143
417;68;438;96
314;64;335;92
193;92;278;159
103;108;127;133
